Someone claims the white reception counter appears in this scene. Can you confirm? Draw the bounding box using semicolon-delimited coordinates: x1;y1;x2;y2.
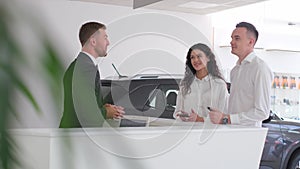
10;119;267;169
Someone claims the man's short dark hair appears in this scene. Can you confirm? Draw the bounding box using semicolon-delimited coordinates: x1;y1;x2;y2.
236;22;259;44
79;22;106;47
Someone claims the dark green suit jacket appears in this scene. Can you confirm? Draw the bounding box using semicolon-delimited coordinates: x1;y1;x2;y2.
59;52;106;128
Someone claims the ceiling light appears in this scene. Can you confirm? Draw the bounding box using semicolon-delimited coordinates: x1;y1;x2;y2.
178;1;219;9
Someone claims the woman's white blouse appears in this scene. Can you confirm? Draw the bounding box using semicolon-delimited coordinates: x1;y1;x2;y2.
173;75;229;118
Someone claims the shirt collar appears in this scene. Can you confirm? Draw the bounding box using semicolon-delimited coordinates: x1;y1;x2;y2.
81;51;99;66
194;74;210;82
236;51;256;65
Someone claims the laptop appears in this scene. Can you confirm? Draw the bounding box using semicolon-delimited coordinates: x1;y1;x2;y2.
119;115;150;127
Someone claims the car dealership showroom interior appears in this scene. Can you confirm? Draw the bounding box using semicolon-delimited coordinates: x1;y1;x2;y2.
2;0;300;169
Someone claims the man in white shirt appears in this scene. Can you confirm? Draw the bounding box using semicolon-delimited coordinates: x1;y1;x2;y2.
209;22;273;127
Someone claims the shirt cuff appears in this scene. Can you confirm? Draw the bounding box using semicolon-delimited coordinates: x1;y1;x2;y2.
230;113;240;124
173;111;180;119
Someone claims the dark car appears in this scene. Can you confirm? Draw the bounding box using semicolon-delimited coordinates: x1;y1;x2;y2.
261;112;300;169
101;74;300;169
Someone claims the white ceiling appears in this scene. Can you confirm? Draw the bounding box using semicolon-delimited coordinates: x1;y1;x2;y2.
72;0;271;15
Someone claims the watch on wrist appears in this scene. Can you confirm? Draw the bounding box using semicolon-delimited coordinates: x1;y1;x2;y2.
222;115;229;124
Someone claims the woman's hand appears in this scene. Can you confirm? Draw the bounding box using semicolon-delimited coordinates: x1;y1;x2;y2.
190;109;204;122
177;109;204;122
188;109;198;121
177;110;190;121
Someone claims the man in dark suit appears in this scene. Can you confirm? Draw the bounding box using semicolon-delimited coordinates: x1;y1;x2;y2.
59;22;124;128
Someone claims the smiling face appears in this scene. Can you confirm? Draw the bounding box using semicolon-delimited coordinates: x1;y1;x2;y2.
230;27;255;60
91;28;110;57
190;49;210;72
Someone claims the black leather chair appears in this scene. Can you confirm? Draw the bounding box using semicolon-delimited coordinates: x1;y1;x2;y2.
159;92;177;119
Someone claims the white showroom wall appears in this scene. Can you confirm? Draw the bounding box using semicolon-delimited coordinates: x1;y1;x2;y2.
211;0;300;78
20;0;213;78
8;0;213;128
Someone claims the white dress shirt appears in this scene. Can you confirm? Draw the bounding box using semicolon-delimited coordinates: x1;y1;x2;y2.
174;75;229;119
228;52;274;127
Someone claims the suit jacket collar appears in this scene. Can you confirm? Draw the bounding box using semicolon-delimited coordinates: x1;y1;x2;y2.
80;51;98;66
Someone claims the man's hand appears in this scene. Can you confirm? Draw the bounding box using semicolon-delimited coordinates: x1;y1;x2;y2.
105;104;125;119
208;108;223;124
